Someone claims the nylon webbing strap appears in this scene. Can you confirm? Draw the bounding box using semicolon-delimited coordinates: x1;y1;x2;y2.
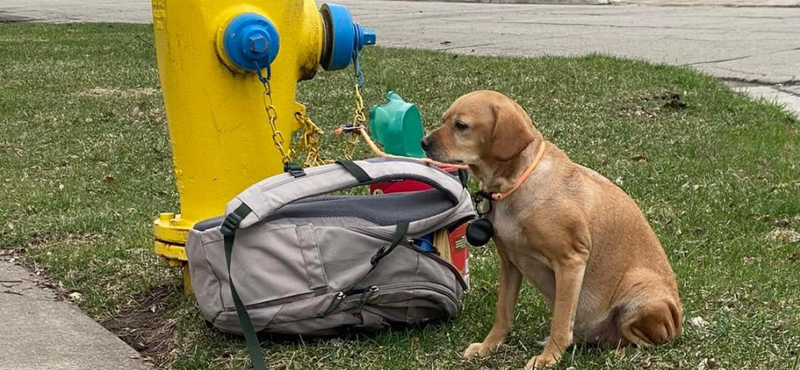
371;221;409;265
457;169;469;188
335;160;372;183
343;221;410;295
221;204;267;370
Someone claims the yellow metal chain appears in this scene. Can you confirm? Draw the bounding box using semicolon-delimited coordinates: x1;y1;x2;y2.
260;80;293;165
257;66;365;166
293;111;329;167
344;83;368;159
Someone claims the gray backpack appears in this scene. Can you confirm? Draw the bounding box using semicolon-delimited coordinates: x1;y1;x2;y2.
186;158;475;367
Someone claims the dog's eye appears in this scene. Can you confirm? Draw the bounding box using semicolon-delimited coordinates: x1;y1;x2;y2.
454;120;468;130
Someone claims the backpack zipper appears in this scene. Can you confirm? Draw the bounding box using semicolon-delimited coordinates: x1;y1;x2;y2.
363;281;460;308
346;227;468;291
319;291;346;317
354;286;380;313
255;165;340;193
402;242;468;291
319;281;460;319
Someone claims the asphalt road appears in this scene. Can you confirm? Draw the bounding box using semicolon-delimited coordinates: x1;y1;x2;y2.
337;0;800;115
2;0;797;115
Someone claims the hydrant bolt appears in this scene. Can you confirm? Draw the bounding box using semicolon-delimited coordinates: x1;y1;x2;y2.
248;33;269;55
361;27;376;48
354;23;376;51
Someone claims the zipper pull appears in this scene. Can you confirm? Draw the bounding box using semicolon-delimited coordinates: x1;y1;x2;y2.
355;286;379;313
319;292;346;317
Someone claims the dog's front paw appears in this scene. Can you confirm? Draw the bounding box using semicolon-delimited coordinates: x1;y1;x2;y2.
524;354;559;369
463;342;498;359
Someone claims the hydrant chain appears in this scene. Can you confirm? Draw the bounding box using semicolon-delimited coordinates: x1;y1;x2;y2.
259;78;292;164
294;112;328;167
344;82;368;159
352;50;366;88
343;45;369;159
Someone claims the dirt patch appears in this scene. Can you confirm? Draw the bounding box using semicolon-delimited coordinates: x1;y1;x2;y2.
651;92;688;110
620;91;689;118
102;285;179;368
0;248;24;262
765;228;800;243
78;87;159;98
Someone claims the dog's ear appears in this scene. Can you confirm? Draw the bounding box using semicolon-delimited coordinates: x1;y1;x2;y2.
490;101;535;161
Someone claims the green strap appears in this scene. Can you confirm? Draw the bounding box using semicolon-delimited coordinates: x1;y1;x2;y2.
370;221;409;265
457;169;469;188
342;221;410;295
222;205;266;370
335;160;372;183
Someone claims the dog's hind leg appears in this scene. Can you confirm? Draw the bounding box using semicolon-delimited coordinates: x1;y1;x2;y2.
617;281;682;346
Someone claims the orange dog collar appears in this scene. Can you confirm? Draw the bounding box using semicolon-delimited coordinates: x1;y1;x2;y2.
490;141;546;201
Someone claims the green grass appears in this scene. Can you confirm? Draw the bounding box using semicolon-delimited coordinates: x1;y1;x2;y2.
1;23;799;370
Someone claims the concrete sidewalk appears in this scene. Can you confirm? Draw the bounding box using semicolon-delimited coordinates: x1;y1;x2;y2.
1;0;797;116
0;260;152;370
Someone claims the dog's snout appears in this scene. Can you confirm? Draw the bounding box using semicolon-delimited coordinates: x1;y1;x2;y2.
421;136;433;151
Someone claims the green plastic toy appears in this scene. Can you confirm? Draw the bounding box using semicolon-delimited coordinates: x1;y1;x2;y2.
369;91;425;158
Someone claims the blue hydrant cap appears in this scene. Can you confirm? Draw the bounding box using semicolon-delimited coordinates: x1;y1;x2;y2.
320;3;376;71
222;13;280;72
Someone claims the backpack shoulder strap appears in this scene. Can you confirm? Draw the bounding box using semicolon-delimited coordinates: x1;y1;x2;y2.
220;203;266;370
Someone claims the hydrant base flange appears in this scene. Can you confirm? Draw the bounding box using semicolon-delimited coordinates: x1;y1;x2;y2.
153;213;190;265
154;214;192;293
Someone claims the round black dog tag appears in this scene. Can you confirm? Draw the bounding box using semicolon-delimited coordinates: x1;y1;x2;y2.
466;218;493;246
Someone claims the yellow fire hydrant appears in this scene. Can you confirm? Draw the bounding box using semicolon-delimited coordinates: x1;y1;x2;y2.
150;0;375;291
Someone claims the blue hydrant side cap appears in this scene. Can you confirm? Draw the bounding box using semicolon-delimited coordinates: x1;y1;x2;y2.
320;3;376;70
223;13;280;72
320;4;354;71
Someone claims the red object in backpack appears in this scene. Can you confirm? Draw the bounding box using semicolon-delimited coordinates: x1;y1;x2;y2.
369;166;470;286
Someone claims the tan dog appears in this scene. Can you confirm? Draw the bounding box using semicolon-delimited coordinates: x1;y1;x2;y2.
421;91;682;369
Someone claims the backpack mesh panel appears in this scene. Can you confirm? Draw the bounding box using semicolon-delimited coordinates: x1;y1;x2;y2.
265;189;454;226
